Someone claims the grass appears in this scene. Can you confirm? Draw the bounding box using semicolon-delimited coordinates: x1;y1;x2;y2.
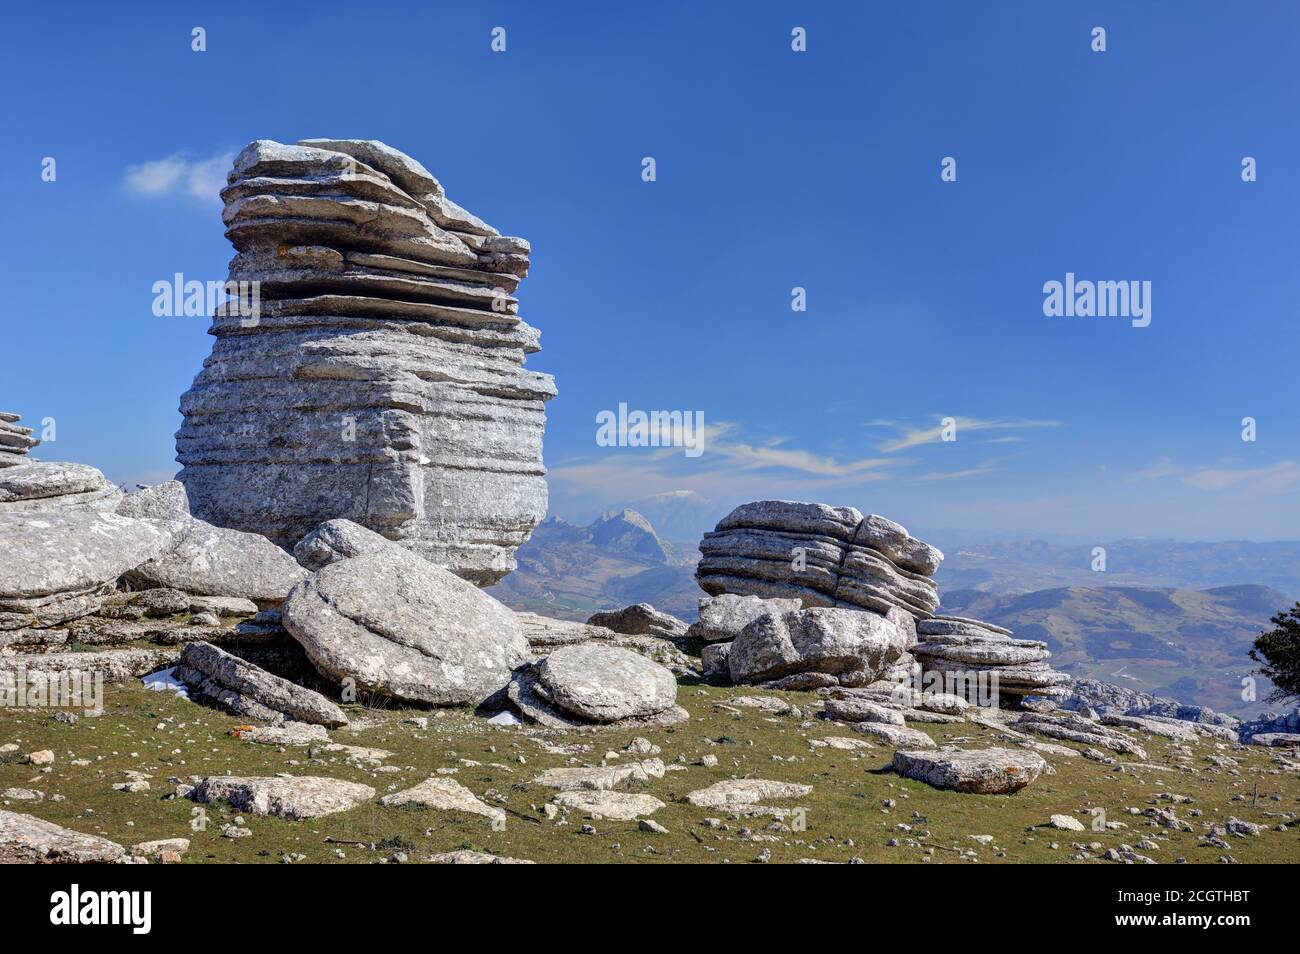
2;680;1298;864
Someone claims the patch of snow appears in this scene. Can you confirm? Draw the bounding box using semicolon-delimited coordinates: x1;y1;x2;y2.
142;667;188;698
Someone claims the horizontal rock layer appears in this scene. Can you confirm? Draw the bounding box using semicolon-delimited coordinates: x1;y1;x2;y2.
175;139;555;585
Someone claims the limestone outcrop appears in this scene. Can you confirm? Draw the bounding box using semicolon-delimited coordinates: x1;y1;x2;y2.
174;139;555;585
0;412;40;468
913;615;1070;703
696;501;942;620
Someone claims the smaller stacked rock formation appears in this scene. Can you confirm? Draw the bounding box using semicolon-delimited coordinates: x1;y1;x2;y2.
912;615;1069;704
697;501;942;620
0;412;39;467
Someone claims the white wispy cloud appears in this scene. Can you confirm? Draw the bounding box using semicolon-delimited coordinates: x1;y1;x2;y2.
123;151;233;202
915;463;999;481
870;417;1059;453
1181;461;1300;494
1130;458;1180;481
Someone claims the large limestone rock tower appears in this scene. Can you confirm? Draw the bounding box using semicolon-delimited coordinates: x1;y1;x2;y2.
175;139;555;585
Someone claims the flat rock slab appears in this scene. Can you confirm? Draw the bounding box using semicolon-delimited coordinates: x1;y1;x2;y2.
193;775;375;819
283;546;528;705
586;603;688;639
0;648;180;684
684;778;812;810
0;461;119;510
428;850;534;864
175;641;348;727
237;723;329;745
530;759;665;792
378;777;504;823
0;810;127;863
892;747;1048;794
119;481;309;603
1014;713;1148;759
553;791;665;820
0;510;171;608
851;722;936;748
515;612;615;647
535;643;677;723
1251;733;1300;747
822;698;905;725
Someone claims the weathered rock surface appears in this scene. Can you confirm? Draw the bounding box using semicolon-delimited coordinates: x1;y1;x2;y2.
0;461;120;512
175;139;555;586
891;747;1047;794
513;611;697;677
553;791;665;820
192;775;375;819
0;509;172;630
292;517;397;571
509;660;688;730
530;759;666;792
119;482;307;602
534;643;677;723
0;810;127;863
683;778;812;810
687;593;802;643
378;777;504;823
822;697;906;725
0;648;179;684
701;641;732;678
515;612;610;647
697;501;942;619
428;849;534;864
850;722;937;748
174;641;348;726
728;605;911;686
586;602;687;640
283;546;528;705
1014;712;1148;759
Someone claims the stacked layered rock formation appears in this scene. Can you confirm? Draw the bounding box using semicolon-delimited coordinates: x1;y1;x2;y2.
696;501;942;620
175;139;555;586
913;615;1069;703
0;412;39;467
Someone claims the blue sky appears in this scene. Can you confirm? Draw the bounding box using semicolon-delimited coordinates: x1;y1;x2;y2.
4;1;1300;543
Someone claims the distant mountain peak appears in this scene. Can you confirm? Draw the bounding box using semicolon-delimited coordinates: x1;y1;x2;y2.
588;509;669;563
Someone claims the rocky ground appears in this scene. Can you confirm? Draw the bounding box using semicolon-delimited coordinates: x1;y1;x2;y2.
3;678;1297;864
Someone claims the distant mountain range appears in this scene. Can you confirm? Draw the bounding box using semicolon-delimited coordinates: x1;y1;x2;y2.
935;539;1300;600
940;584;1284;717
492;509;1293;716
487;509;701;622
